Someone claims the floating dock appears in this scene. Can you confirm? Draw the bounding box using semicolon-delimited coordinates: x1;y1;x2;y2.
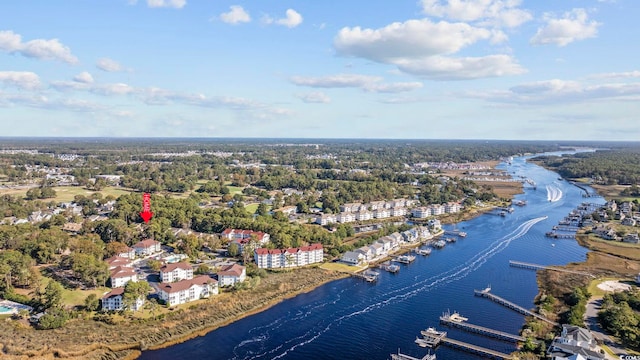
509;260;594;278
545;231;575;239
417;327;514;359
443;230;467;238
474;287;558;326
439;311;532;343
416;248;432;256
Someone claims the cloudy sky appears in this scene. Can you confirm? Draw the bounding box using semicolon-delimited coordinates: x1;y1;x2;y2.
1;0;638;140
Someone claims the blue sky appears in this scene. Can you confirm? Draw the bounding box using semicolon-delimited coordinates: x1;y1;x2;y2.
1;0;638;140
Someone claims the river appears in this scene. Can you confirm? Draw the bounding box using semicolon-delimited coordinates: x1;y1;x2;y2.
140;152;602;360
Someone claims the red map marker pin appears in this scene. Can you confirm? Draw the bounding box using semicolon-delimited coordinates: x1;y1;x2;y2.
140;193;153;223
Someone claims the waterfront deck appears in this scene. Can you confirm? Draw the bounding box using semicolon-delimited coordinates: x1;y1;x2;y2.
509;260;595;278
379;261;400;273
545;231;575;239
417;327;513;359
352;270;379;282
474;287;558;326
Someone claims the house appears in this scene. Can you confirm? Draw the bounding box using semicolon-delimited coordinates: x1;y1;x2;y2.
158;275;218;306
427;219;442;231
339;203;361;213
593;226;617;240
623;233;640;244
355;211;372;221
105;256;132;270
547;325;605;360
369;242;384;257
254;244;323;269
445;202;462;213
622;218;637;227
429;204;445;216
337;212;355;223
391;207;406;217
341;250;365;265
315;214;337;226
373;209;390;219
411;207;431;218
133;239;161;257
110;266;138;288
160;262;194;283
277;206;298;216
217;264;246;286
101;288;145;311
62;222;82;233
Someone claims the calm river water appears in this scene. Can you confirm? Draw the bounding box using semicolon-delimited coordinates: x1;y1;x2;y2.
140;152;602;360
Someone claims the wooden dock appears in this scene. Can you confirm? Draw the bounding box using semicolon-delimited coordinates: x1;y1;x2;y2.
474;287;558;326
509;260;594;278
390;349;435;360
545;231;575;239
439;312;532;343
417;327;514;359
351;270;379;282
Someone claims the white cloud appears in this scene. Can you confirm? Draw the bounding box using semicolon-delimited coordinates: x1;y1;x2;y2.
469;78;640;104
277;9;303;28
395;54;526;80
263;9;303;28
73;71;94;84
91;83;135;96
291;74;380;88
421;0;532;28
334;19;493;62
0;71;41;90
96;58;126;72
219;5;251;24
146;0;186;9
588;71;640;80
530;8;600;47
362;82;423;93
296;92;331;103
0;30;78;64
290;73;423;93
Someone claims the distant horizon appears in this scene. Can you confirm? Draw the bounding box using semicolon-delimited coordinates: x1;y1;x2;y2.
0;136;637;144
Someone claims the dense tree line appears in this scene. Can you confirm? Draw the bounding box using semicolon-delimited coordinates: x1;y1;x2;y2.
534;147;640;185
599;289;640;349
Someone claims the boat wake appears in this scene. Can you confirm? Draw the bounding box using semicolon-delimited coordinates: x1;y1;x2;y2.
232;216;548;360
546;184;563;202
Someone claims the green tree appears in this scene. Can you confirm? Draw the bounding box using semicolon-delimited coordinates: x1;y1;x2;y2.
228;242;240;257
123;281;152;311
42;280;64;310
84;293;100;311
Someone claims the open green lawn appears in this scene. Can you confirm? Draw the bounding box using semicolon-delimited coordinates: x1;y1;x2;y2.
0;185;133;202
227;186;244;195
16;269;111;308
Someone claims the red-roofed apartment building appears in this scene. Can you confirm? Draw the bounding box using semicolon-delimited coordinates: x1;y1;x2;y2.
217;264;246;286
254;243;323;269
110;266;138;288
133;239;161;257
158;275;218;306
101;288;145;311
160;262;194;283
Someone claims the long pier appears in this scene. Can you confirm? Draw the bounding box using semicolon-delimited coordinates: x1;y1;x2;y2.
474;287;558;326
417;328;514;359
509;260;595;278
545;231;575;239
390;350;435;360
439;313;528;343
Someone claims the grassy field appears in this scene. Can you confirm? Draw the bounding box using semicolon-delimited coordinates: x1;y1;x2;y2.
0;185;133;202
226;185;244;195
577;234;640;261
319;262;362;273
586;277;629;298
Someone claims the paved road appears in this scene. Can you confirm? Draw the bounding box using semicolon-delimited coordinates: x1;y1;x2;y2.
585;296;628;359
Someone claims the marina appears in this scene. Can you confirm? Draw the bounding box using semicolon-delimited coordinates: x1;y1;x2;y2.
416;248;432;256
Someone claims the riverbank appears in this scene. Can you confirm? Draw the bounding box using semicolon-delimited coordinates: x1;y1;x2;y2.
0;267;347;360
